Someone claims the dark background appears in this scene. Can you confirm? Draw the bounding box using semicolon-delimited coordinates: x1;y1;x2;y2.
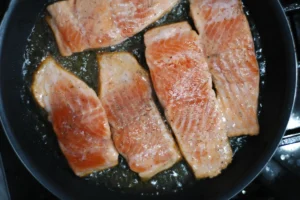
1;0;300;199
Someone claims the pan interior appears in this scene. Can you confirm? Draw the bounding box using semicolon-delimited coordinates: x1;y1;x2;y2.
20;0;266;195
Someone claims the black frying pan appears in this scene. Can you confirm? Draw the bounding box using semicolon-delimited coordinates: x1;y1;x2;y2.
0;0;297;199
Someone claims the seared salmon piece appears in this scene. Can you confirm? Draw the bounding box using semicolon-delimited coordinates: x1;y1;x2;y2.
190;0;260;136
145;22;232;178
31;56;118;177
98;52;181;180
47;0;179;56
208;49;259;136
190;0;254;55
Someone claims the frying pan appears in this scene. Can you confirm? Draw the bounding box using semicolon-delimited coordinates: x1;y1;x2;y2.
0;0;297;199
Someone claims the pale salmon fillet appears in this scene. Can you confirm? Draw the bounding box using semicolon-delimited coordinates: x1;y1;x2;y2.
190;0;253;55
31;56;118;177
190;0;260;136
208;50;259;136
46;0;179;56
145;22;232;178
98;52;181;180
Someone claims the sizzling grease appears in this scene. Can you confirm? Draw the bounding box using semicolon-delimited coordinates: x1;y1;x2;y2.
21;0;265;195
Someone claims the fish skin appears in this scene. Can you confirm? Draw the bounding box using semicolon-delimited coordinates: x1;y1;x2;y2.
31;56;119;177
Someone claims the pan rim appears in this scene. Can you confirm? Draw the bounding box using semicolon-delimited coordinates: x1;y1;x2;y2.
223;0;298;198
0;0;71;199
0;0;297;199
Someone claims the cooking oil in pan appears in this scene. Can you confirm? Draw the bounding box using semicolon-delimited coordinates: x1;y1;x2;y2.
21;0;266;195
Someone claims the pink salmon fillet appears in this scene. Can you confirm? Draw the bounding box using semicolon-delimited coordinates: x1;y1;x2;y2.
46;0;179;56
145;22;232;178
190;0;260;136
31;56;118;177
98;52;181;180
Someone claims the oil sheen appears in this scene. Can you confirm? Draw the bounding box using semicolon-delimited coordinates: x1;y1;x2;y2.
21;0;266;195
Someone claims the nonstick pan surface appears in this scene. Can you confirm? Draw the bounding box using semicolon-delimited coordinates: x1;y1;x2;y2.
0;0;297;199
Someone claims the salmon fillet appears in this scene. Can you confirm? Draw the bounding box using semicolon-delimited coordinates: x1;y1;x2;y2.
31;56;118;177
190;0;253;55
190;0;260;136
145;22;232;178
208;49;259;136
46;0;179;56
98;52;181;180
